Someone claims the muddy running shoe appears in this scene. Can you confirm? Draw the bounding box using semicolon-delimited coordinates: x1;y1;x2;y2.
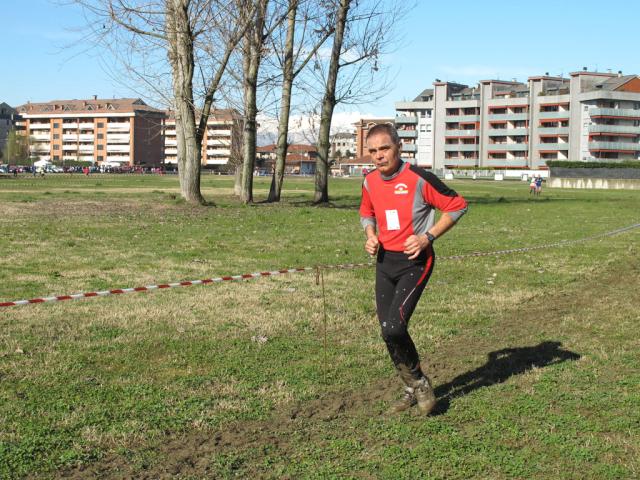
413;377;437;415
388;387;417;414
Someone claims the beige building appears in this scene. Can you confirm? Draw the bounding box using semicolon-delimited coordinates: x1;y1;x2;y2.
163;109;242;170
395;70;640;172
15;97;165;166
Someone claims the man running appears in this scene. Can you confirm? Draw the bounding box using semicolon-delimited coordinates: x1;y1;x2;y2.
359;124;467;415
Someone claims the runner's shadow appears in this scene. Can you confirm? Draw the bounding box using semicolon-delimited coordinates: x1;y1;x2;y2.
431;341;580;415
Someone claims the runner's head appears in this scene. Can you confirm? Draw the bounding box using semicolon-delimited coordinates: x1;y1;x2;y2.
366;124;402;176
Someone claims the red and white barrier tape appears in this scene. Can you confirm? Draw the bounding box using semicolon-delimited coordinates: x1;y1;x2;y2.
1;222;638;309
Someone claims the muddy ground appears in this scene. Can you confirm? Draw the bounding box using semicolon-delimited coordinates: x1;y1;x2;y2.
58;255;638;479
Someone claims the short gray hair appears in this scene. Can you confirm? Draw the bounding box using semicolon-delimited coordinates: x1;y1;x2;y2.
366;123;400;145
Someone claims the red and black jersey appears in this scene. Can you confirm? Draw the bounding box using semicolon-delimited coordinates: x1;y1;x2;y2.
360;162;467;252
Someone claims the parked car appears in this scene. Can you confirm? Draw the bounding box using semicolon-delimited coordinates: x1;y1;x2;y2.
0;165;8;174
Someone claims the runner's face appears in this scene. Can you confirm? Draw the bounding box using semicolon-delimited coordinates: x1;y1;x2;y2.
367;132;401;176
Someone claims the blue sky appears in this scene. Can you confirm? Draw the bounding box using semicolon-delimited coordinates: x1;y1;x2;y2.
3;0;639;122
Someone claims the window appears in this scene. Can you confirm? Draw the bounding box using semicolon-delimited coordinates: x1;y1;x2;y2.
97;133;104;139
54;156;59;161
53;134;59;139
97;122;104;128
98;156;103;161
97;144;104;150
53;123;60;128
53;144;59;150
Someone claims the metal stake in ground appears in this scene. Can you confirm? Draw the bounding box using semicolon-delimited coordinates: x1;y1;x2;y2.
316;266;329;385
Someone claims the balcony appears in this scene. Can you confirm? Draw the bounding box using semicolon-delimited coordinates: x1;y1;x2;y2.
395;115;418;125
63;134;78;141
31;144;50;152
107;134;130;143
208;129;231;136
107;122;130;132
79;122;95;129
78;155;94;161
62;144;78;151
537;127;569;135
487;113;528;121
29;123;50;130
165;148;178;155
445;115;480;123
106;144;131;153
79;134;94;142
538;111;570;119
588;124;640;135
62;123;79;129
444;144;479;152
207;139;231;146
488;128;529;137
589;141;640;151
487;143;529;151
165;139;178;146
31;133;50;141
445;129;478;137
484;158;529;167
106;156;130;162
78;145;94;152
536;143;569;150
401;143;417;153
205;159;229;165
590;108;640;119
164;129;177;136
443;158;477;167
397;130;418;139
207;148;231;156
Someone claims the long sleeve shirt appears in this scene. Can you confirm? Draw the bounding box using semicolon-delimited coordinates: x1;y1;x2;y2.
359;162;467;252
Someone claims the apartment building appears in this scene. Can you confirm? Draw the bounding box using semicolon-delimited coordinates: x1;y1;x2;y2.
163;109;242;170
256;143;317;174
330;131;356;159
353;117;395;160
395;70;640;171
15;98;165;166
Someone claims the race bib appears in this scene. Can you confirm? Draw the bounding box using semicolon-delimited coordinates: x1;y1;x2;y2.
385;209;400;230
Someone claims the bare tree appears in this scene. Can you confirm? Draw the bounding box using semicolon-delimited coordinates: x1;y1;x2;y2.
309;0;406;203
74;0;255;205
266;0;334;202
238;0;269;204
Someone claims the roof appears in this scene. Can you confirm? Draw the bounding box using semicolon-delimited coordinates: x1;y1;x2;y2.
331;132;355;139
412;88;434;102
165;107;241;121
592;75;638;91
257;144;317;153
16;98;165;116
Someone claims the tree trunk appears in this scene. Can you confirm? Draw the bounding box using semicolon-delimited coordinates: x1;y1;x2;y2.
167;0;205;205
234;165;243;195
240;0;268;204
268;0;297;203
314;0;350;204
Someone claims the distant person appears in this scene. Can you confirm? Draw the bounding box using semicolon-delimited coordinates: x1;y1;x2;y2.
535;175;544;196
529;176;537;195
359;123;468;416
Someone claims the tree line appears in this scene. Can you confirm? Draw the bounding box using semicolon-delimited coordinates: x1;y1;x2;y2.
75;0;406;205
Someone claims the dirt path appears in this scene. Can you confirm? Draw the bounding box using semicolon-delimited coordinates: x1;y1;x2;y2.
59;256;638;479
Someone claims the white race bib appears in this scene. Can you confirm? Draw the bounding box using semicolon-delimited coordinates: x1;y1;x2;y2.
385;209;400;230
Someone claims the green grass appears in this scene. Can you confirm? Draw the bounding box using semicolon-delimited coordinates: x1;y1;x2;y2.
0;173;639;479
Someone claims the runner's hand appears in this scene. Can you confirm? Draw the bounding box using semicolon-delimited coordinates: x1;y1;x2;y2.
365;235;379;256
404;234;428;260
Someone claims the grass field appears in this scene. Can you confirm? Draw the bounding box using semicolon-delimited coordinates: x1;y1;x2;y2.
1;173;639;479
